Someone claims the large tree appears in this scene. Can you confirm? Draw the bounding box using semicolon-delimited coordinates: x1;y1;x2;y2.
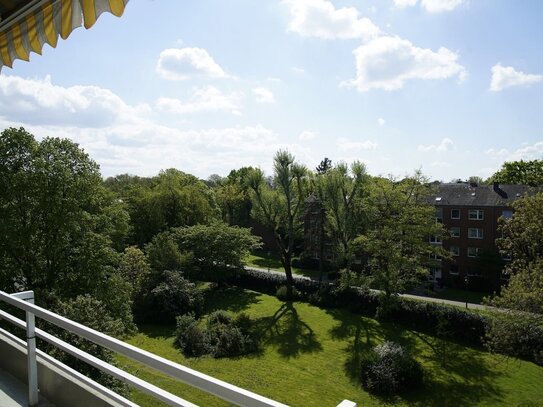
349;173;447;307
0;128;127;298
487;159;543;186
246;150;307;297
317;161;368;266
486;193;543;363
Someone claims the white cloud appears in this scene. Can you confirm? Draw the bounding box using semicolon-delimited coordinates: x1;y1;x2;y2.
377;117;386;126
299;130;317;141
489;63;543;92
292;66;306;74
252;87;276;104
484;148;509;157
0;75;317;178
337;137;377;151
507;141;543;161
156;48;228;81
282;0;381;40
418;137;454;152
0;74;149;127
394;0;465;13
156;86;243;115
431;161;451;168
343;36;466;91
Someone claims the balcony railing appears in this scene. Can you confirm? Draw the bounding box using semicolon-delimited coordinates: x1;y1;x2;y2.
0;290;357;407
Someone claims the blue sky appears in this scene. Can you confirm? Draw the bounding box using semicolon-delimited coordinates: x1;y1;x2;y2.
1;0;542;181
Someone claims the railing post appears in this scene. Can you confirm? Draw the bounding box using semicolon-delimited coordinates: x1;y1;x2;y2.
12;290;39;407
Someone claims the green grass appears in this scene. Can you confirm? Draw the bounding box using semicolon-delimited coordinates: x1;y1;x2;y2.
421;288;489;304
118;287;543;407
245;250;322;279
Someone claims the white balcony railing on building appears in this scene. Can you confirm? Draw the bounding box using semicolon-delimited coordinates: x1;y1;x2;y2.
0;290;357;407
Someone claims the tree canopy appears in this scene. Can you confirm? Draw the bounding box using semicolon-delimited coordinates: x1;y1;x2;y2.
487;159;543;186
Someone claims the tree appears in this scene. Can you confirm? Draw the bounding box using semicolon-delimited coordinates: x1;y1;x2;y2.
467;175;484;185
0;128;127;301
349;173;447;312
487;159;543;186
118;246;151;301
486;193;543;364
318;161;368;266
171;222;261;278
315;157;332;175
246;151;307;297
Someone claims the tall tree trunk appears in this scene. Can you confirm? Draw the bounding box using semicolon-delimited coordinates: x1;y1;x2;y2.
281;249;294;298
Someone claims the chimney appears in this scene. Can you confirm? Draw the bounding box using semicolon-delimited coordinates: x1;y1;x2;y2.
493;182;507;198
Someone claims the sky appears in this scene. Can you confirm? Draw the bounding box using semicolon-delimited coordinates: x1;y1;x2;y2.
1;0;543;181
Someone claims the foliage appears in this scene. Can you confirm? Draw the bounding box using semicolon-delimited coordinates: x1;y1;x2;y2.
112;169;220;245
315;157;332;175
351;173;448;299
487;159;543;186
316;161;369;266
359;341;423;396
485;312;543;366
496;192;543;275
138;271;204;323
174;310;259;358
44;295;129;395
118;246;152;301
214;167;255;226
0;127;128;301
171;221;261;278
246;150;308;297
276;285;299;300
145;231;192;272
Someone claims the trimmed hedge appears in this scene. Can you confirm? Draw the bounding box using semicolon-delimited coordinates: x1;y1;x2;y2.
228;268;543;364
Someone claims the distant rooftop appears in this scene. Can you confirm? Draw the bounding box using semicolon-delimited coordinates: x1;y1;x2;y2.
431;183;537;206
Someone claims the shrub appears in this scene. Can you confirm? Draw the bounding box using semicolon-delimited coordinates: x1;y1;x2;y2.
175;310;260;358
174;313;209;357
136;270;204;323
276;285;299;300
360;341;423;397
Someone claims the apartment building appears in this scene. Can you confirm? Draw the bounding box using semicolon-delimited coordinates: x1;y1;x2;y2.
430;182;534;292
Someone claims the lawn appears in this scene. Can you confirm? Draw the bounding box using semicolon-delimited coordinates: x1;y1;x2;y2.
245;250;322;279
118;287;543;407
419;287;489;304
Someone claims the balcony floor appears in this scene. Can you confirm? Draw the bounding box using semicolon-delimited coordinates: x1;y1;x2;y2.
0;369;52;407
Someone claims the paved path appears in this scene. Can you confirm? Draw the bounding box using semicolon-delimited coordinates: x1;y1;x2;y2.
244;266;487;310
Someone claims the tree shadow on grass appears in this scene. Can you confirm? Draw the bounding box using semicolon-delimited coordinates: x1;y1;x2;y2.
136;324;175;339
254;301;322;359
204;286;262;313
325;309;505;406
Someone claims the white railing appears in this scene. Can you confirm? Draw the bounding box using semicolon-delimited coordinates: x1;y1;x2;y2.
0;290;357;407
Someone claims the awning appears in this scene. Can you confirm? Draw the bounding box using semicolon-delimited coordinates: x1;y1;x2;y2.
0;0;129;70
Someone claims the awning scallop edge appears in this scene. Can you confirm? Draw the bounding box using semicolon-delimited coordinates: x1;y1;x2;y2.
0;0;129;70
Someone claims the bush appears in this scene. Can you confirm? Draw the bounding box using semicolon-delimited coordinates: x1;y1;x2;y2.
174;310;259;358
136;270;204;323
360;341;423;397
276;285;300;301
174;313;209;357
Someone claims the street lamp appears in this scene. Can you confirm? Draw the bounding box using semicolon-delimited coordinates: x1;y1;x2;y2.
464;275;470;309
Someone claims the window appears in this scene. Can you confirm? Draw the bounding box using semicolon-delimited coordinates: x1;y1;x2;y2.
449;263;459;275
450;246;460;256
435;208;443;223
469;209;484;220
429;235;442;244
468;228;484;239
502;210;513;219
428;267;442;281
429;253;442;262
451;208;460;219
468;247;481;258
450;227;460;237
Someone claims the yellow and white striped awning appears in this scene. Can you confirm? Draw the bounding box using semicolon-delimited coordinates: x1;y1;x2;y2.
0;0;129;70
